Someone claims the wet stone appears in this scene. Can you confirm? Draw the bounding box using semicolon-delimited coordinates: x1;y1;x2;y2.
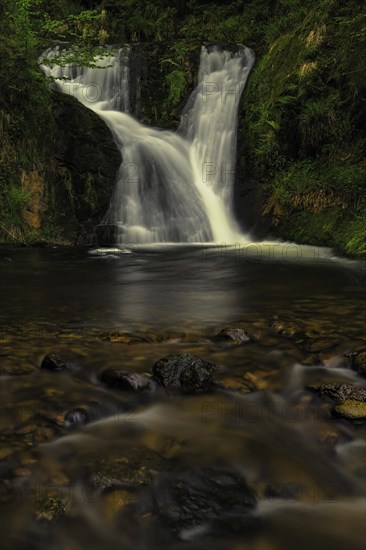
100;368;155;392
309;383;366;403
151;467;257;536
40;354;67;371
332;400;366;422
152;352;218;393
56;401;103;428
212;327;256;345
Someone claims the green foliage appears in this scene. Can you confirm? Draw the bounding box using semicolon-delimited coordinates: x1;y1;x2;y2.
41;8;109;45
237;0;366;256
0;179;33;241
165;69;187;109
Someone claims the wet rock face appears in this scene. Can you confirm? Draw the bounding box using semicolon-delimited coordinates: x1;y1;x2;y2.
40;354;66;371
310;383;366;403
100;368;154;392
152;352;218;393
47;90;122;243
212;327;256;345
152;467;257;536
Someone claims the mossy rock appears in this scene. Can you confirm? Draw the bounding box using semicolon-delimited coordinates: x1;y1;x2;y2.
332;400;366;422
152;352;218;393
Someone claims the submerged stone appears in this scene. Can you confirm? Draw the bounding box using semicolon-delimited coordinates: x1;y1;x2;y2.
152;467;257;535
216;375;257;394
152;352;218;393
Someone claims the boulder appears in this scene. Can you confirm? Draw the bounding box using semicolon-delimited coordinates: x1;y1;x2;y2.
152;467;257;536
152;352;218;393
40;354;66;371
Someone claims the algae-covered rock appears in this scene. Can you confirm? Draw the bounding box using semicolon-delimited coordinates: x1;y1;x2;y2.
332;400;366;422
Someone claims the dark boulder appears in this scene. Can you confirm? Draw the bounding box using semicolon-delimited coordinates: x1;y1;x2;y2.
40;354;66;371
152;352;218;393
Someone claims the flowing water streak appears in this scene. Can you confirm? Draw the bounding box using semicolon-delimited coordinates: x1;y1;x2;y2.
40;45;254;243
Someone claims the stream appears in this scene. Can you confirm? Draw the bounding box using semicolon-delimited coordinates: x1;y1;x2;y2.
0;245;365;549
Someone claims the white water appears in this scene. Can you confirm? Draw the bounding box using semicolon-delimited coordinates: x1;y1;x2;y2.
40;45;254;244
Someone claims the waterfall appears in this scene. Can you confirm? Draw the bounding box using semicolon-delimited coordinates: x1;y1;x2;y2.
40;44;255;244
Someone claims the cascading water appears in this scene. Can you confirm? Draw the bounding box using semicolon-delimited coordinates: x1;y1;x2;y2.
40;44;255;244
